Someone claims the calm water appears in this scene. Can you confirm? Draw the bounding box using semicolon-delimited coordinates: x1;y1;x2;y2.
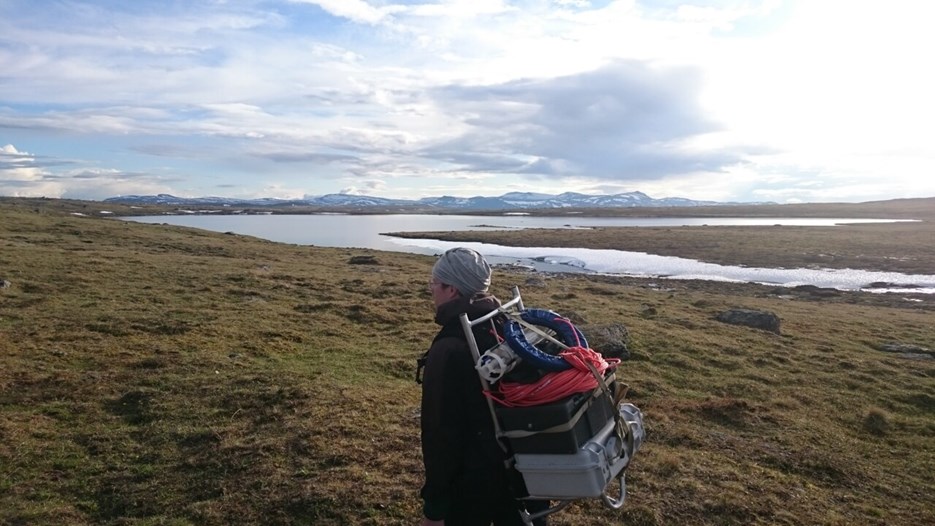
125;214;935;293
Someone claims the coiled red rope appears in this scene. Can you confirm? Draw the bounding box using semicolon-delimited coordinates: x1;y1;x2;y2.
487;346;619;407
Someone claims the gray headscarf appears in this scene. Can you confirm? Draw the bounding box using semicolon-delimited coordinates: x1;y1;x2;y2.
432;247;491;297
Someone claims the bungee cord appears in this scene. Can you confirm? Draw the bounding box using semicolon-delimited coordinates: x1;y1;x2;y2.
486;346;619;407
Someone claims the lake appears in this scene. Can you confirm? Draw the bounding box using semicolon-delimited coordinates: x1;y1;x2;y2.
124;214;935;293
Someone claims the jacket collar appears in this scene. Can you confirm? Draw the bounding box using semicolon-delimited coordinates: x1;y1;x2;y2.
434;293;500;326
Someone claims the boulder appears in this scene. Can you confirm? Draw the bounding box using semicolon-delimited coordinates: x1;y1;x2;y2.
348;255;379;265
583;323;631;360
716;309;781;334
561;310;588;325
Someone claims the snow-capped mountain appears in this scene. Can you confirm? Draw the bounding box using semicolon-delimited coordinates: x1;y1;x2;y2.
104;191;731;210
413;190;722;209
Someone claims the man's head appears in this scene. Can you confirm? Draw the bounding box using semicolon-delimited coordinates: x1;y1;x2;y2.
429;247;491;306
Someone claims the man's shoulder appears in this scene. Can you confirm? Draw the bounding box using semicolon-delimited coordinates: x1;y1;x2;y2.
425;334;473;379
433;321;467;343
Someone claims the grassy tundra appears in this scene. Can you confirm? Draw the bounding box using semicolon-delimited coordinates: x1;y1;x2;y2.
1;197;933;525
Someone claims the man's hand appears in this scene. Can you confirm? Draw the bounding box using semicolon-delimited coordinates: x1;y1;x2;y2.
420;518;444;526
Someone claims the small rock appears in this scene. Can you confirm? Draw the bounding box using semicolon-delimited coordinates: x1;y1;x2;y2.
640;304;658;318
792;285;840;298
876;342;934;359
0;279;11;289
349;255;379;265
716;309;781;334
877;342;931;354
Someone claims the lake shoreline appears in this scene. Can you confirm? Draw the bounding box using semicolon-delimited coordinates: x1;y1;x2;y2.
388;218;935;276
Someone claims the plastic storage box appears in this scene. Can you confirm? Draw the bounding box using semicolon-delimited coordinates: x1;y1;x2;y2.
496;387;616;454
513;419;627;499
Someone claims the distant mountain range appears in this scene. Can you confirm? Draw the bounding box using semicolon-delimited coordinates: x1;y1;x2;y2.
105;191;761;210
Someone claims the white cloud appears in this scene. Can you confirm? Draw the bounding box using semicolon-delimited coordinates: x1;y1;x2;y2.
0;144;60;197
0;144;180;199
289;0;395;24
1;1;933;203
405;0;515;18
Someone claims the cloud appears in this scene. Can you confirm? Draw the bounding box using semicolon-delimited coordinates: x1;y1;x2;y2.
422;60;754;181
0;143;176;199
2;1;934;203
288;0;396;25
404;0;515;18
1;144;36;168
255;151;360;164
0;145;55;195
338;179;385;195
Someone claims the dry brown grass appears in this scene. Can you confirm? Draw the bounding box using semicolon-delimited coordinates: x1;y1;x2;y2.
1;197;933;526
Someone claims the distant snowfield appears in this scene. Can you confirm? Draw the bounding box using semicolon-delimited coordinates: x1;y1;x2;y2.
389;238;935;294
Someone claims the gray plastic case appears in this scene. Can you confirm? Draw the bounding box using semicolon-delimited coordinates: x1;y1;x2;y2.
513;418;628;499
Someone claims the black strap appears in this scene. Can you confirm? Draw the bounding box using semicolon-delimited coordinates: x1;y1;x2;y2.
415;351;429;384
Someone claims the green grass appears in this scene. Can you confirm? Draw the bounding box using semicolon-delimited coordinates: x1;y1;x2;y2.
1;197;934;525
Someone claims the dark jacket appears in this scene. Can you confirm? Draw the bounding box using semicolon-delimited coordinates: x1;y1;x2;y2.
420;293;512;520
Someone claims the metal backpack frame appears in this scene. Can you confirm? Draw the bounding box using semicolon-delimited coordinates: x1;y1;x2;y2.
458;286;641;525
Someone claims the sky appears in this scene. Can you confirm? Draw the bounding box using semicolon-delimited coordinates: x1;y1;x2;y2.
1;0;934;204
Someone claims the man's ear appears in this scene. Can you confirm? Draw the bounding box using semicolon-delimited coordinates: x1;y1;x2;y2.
444;284;462;298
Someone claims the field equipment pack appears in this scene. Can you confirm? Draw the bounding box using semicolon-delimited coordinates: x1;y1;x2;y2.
457;287;645;525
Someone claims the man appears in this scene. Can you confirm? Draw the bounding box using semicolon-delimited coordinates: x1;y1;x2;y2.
419;248;544;526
